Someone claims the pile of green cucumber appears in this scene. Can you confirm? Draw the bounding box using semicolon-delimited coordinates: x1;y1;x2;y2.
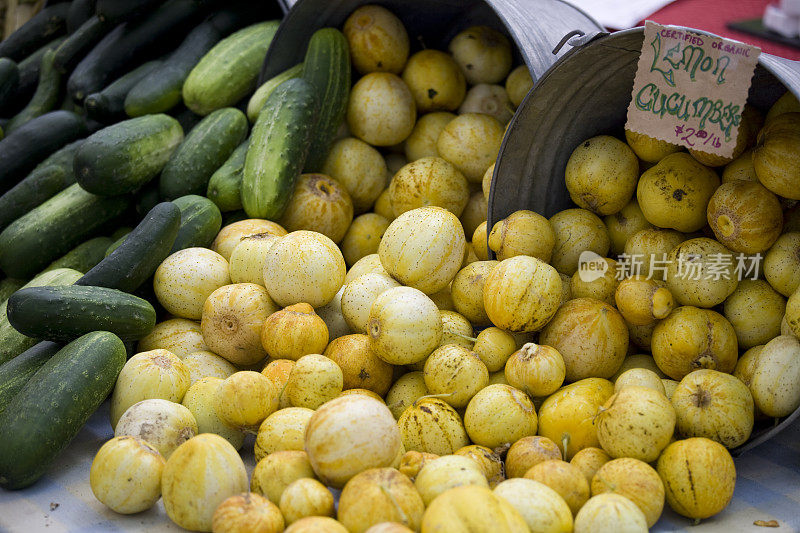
0;0;350;490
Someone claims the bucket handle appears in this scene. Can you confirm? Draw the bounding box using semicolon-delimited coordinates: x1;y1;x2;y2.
552;29;608;55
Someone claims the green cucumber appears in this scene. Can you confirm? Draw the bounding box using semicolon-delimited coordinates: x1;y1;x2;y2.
0;184;129;279
301;28;350;171
0;278;25;303
135;181;160;218
76;202;180;292
207;139;248;211
68;0;203;102
109;226;132;240
2;36;67;116
8;285;156;342
0;59;20;103
53;16;112;74
104;231;130;257
171;195;222;252
65;23;125;102
0;342;61;417
74;114;183;196
6;50;63;134
0;111;86;194
0;268;82;365
160;107;248;199
242;78;317;219
0;331;126;489
0;3;69;61
96;0;166;24
85;60;162;122
42;236;113;273
223;209;248;226
0;139;82;232
182;21;280;116
124;20;223;117
247;63;303;123
67;0;96;34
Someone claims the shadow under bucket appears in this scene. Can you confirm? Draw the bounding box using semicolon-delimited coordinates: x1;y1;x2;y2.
488;26;800;456
260;0;603;83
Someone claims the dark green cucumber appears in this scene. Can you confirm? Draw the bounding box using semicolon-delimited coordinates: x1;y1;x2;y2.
170;104;203;132
0;59;20;103
96;0;166;24
68;0;202;102
42;236;113;273
8;285;156;342
223;209;248;226
109;226;131;240
76;202;180;292
0;139;82;232
171;195;222;252
85;60;161;122
65;22;125;102
0;3;69;61
301;28;350;171
0;268;82;365
104;231;130;257
0;184;129;279
53;15;113;74
0;342;61;417
207;139;248;211
67;0;96;33
135;181;160;218
182;21;280;116
124;20;222;117
0;111;86;194
0;331;126;489
1;36;66;115
247;63;303;123
159;107;248;199
0;278;25;303
74;114;183;196
242;78;317;219
6;50;63;134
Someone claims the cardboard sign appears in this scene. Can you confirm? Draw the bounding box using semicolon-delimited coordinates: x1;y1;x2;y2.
626;21;761;158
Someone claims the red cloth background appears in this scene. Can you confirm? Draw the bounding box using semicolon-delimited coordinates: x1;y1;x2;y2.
644;0;800;60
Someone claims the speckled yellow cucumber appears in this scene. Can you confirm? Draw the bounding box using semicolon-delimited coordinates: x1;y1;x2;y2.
0;268;82;365
159;107;248;199
0;331;126;489
75;114;183;196
0;184;129;279
7;285;156;342
206;140;248;212
182;21;280;116
301;28;350;171
241;78;317;220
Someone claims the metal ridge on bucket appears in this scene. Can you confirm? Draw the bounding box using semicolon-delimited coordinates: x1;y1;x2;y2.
259;0;604;84
488;25;800;456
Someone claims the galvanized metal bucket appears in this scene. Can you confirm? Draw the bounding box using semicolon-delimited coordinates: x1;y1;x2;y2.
261;0;603;83
488;26;800;455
